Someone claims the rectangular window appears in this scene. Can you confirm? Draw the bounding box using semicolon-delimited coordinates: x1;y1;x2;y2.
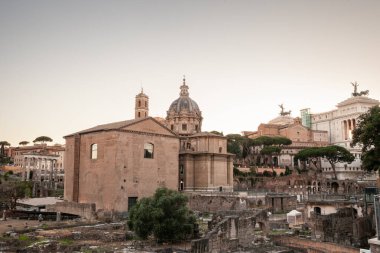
91;144;98;160
180;164;184;174
144;143;154;159
128;197;138;211
182;124;187;131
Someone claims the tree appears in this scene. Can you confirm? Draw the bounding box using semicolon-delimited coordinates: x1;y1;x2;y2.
0;179;32;210
210;130;224;136
33;136;53;144
0;171;12;184
295;146;354;179
255;136;292;166
295;147;323;171
128;188;196;242
19;141;29;146
0;141;11;156
226;134;255;163
351;105;380;173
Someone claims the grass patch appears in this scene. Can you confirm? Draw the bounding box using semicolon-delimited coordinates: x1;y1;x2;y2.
41;223;49;229
58;238;74;246
268;229;287;235
18;234;30;242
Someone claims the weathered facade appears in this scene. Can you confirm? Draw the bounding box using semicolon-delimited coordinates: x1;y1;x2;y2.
180;132;234;191
64;117;180;212
63;78;234;213
244;115;329;168
310;85;379;180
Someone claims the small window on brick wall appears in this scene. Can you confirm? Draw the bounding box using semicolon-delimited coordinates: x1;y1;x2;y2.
91;144;98;160
144;143;154;159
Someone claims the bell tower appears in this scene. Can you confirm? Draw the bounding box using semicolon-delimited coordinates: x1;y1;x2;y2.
135;89;149;119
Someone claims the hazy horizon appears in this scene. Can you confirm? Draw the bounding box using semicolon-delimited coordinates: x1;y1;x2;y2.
1;0;379;146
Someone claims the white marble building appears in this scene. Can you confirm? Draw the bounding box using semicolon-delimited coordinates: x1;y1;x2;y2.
310;87;379;180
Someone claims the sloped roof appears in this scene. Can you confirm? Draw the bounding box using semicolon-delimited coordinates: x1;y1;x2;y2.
190;132;225;138
18;197;64;207
64;117;176;137
287;210;302;216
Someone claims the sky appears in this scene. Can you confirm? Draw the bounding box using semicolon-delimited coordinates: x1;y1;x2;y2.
0;0;379;146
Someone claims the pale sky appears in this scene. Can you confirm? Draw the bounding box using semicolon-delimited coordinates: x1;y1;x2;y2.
1;0;379;146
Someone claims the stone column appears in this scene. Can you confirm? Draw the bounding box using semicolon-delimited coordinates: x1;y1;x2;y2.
49;159;53;181
37;158;41;181
22;157;26;181
348;119;352;139
26;157;31;181
369;195;380;252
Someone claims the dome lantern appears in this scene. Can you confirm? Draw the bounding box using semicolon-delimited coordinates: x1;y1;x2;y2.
166;77;203;135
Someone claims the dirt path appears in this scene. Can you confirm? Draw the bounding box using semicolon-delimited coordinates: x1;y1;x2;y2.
0;218;58;234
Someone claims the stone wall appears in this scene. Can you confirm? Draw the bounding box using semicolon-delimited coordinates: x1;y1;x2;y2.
235;173;370;196
190;209;268;253
312;207;374;247
187;194;247;212
47;201;96;220
265;194;297;213
369;238;380;253
273;236;359;253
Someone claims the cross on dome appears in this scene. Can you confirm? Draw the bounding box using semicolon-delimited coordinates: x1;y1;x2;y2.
180;75;189;97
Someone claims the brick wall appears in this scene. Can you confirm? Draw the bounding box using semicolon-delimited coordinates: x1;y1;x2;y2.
273;236;359;253
187;194;247;212
190;209;268;253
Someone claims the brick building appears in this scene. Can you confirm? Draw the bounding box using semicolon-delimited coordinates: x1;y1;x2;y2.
244;110;328;168
64;78;234;212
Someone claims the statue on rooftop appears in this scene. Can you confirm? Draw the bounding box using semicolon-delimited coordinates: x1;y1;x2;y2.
279;103;291;116
351;81;369;97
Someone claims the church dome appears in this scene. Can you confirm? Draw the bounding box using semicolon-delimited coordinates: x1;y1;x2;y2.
268;115;294;126
167;78;201;115
169;96;201;114
166;77;203;135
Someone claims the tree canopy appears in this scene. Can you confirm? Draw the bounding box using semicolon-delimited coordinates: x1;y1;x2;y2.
0;141;11;156
19;141;29;146
226;134;292;167
0;177;32;210
254;136;292;146
295;145;354;179
260;146;282;155
128;188;196;242
210;130;224;136
351;105;380;173
33;136;53;144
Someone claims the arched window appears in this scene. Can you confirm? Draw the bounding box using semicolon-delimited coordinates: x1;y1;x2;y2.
138;100;141;107
144;143;154;158
91;144;98;159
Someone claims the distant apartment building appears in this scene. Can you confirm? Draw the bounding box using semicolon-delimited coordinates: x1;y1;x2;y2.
11;144;65;184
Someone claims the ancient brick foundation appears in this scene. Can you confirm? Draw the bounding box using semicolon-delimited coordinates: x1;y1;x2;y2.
312;208;374;247
273;236;360;253
190;209;268;253
187;194;247;212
